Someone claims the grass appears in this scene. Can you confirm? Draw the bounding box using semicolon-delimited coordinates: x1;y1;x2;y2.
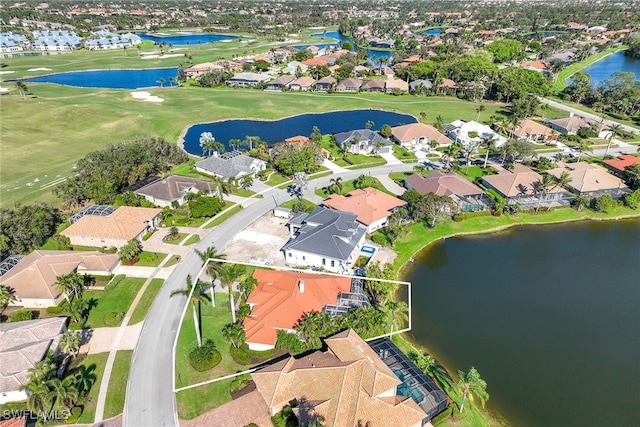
176;378;234;420
163;233;189;244
84;277;146;328
392;205;640;273
315;176;393;198
133;251;166;267
552;46;627;93
264;171;290;186
70;352;109;424
129;279;165;325
104;350;133;419
279;198;317;212
184;234;200;245
231;187;255;197
205;203;241;228
392;144;418;162
0;81;508;208
164;254;182;267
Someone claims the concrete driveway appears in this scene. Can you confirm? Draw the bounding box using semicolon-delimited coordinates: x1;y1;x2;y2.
80;323;142;355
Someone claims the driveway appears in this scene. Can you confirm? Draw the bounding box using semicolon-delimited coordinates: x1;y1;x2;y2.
80;323;142;354
373;173;405;195
379;151;402;165
221;214;289;266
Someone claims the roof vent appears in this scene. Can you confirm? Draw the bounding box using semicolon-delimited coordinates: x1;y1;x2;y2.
298;280;304;293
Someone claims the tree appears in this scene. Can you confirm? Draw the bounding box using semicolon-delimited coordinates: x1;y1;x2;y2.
408;350;443;382
419;111;428;123
594;194;618;213
59;330;81;358
54;272;89;303
199;132;216;156
423;193;455;229
534;173;557;210
480;136;496;168
15;81;29;99
295;311;335;349
270;142;323;176
327;177;343;195
188;195;224;218
622;164;640;190
455;367;489;413
240;174;253;190
22;379;52;418
221;322;245;348
170;275;209;347
157;78;165;87
0;285;16;317
554;171;572;190
384;300;408;332
310;126;322;143
571;194;589;212
476;105;486;122
623;189;640;209
379;124;393;139
575;139;592;162
46;377;79;411
67;297;89;324
605;123;624;157
119;239;142;264
365;120;374;130
238;275;258;300
195;246;226;302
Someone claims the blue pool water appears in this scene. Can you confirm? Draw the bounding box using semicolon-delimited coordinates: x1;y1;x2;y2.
182;110;417;155
138;32;239;45
21;67;179;89
581;50;640;87
424;28;442;37
361;246;376;255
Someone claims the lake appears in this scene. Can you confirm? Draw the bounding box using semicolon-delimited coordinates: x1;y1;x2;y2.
311;31;392;64
20;67;179;89
424;28;443;37
182;109;416;155
582;50;640;86
402;219;640;426
138;32;239;45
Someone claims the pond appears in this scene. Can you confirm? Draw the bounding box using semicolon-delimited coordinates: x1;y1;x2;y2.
137;32;239;45
310;31;393;64
526;31;565;39
582;50;640;87
20;67;179;89
182;109;417;155
424;28;443;37
402;219;640;426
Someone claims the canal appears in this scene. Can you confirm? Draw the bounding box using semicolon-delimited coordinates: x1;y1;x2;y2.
402;219;640;426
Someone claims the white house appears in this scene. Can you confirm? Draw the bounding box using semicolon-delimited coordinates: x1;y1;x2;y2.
443;120;507;149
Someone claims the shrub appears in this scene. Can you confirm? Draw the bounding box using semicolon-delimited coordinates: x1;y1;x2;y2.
69;322;84;330
229;344;252;365
229;373;251;392
370;231;389;246
189;339;221;371
105;312;125;326
11;310;37;322
452;213;465;222
65;407;82;424
46;305;63;314
142;231;153;241
593;194;618;213
431;405;453;425
623;189;640;209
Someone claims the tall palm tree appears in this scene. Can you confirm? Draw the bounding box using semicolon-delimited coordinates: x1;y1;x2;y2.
534;173;556;210
384;300;408;332
328;177;343;194
0;285;16;317
46;377;79;411
199;132;216;156
54;272;88;303
59;330;82;359
475;104;486;122
605;123;624;157
15;81;28;99
554;170;572;190
480;136;496;168
22;380;51;419
576;139;592;162
195;247;227;303
455;367;489;413
170;275;209;347
221;322;245;348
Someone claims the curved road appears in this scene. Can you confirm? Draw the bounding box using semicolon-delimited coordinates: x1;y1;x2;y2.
124;163;415;427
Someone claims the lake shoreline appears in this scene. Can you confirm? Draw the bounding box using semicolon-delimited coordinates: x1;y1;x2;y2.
393;210;640;425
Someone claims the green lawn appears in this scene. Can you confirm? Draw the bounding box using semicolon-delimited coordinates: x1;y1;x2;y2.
315;176;393;198
279;198;317;212
84;278;146;328
264;171;290;186
133;251;167;267
129;279;165;325
204;203;242;228
176;378;234;420
163;233;189;244
0;81;508;208
69;352;109;424
392;144;418;162
552;46;627;93
104;350;133;419
184;234;200;245
164;254;182;267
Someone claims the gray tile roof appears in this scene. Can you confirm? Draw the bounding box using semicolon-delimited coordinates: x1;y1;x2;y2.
334;129;391;150
282;207;367;260
0;317;67;393
195;150;265;179
134;175;213;202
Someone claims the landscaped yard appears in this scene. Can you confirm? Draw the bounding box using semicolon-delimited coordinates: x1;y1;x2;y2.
69;352;109;424
133;251;167;267
315;176;393;198
104;350;133;419
176;378;235;420
204;203;242;228
279;198;317;213
129;279;165;325
84;277;146;328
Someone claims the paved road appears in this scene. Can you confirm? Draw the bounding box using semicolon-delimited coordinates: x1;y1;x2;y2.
124;162;415;427
539;97;640;136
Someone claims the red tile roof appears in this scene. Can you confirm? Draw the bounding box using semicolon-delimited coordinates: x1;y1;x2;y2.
603;155;640;172
322;187;406;226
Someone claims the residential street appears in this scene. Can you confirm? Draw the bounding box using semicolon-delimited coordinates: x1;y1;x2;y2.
124;162;415;427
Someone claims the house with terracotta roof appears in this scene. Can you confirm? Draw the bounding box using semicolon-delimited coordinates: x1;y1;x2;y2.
385;77;409;93
546;162;628;198
391;123;452;150
0;250;118;308
281;207;367;273
134;175;215;207
243;269;354;350
482;164;571;208
0;317;67;404
252;329;446;426
61;206;161;249
545;114;594;135
322;187;407;233
509;118;556;144
405;172;491;212
520;60;549;74
603;154;640;177
289;76;316;91
301;57;329;67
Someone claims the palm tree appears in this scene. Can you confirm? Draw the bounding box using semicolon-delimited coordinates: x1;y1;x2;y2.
455;367;489;413
419;111;428;123
22;380;51;418
534;173;556;210
384;300;408;332
475;104;486;122
605;123;624;157
221;322;245;348
15;81;28;99
365;120;374;129
407;350;446;385
576;139;592;162
0;285;16;317
328;177;343;194
157;77;165;87
170;275;209;347
199;132;216;156
571;194;589;212
54;272;85;303
195;247;227;302
59;330;82;358
240;174;253;190
413;164;427;174
46;377;79;411
480;136;496;168
554;170;572;190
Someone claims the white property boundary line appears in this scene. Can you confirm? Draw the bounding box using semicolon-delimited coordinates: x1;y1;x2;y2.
172;259;412;394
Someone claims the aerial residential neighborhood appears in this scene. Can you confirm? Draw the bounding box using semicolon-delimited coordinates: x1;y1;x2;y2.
1;1;639;427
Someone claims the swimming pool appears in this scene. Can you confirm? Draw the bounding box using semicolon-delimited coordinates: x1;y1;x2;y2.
361;245;376;255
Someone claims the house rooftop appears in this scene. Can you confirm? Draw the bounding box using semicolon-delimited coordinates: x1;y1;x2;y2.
603;154;640;173
483;164;564;197
547;162;627;193
61;206;162;242
405;171;485;197
391;123;452;145
134;175;213;202
322;187;406;226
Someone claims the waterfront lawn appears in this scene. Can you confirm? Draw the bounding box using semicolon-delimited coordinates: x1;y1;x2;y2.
1;83;511;208
393;205;640;271
552;46;626;93
70;352;109;424
84;278;146;328
104;350;133;419
129;279;165;325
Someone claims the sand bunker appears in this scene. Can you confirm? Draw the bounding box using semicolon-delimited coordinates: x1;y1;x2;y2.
158;54;183;59
131;91;164;103
141;55;159;59
0;87;8;94
0;71;15;75
28;68;52;71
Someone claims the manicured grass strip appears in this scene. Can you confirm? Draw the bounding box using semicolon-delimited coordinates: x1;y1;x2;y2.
265;172;289;186
74;353;109;424
84;278;146;328
163;233;189;245
205;204;242;228
279;198;317;212
393;206;640;272
176;378;233;420
134;251;166;267
104;350;133;419
184;234;200;245
163;255;182;268
129;279;164;325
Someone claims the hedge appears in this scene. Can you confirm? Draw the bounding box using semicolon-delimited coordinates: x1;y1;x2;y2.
229;345;252;365
189;339;221;371
11;310;37;322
